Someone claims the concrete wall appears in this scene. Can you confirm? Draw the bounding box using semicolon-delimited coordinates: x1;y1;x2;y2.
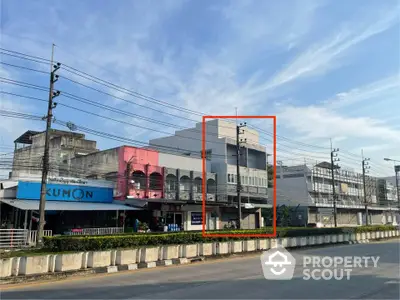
158;153;211;173
70;148;119;179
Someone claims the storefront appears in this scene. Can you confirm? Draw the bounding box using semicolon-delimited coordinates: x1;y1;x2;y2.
0;177;140;233
139;202;220;232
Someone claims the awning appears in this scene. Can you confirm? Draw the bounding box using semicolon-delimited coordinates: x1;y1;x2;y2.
0;199;142;211
0;180;18;189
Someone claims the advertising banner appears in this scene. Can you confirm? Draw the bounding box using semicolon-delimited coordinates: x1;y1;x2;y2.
191;212;203;225
16;181;113;203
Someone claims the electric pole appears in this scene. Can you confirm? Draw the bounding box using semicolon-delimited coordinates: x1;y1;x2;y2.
37;44;61;246
330;146;340;227
362;153;370;226
384;158;400;209
236;122;246;229
126;161;131;198
396;166;400;208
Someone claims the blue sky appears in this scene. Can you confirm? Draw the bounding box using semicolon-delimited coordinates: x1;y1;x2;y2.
0;0;399;177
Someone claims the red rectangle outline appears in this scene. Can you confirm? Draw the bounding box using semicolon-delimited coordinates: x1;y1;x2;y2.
202;115;277;238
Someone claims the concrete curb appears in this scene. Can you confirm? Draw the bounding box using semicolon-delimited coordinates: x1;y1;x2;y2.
1;232;399;285
347;240;370;244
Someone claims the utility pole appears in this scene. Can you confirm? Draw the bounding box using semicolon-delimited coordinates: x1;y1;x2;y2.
330;143;340;227
266;153;271;187
384;158;400;209
396;166;400;208
236;122;246;229
362;151;370;226
37;44;61;246
126;161;131;198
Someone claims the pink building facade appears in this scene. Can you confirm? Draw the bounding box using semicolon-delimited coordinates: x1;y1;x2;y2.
115;146;164;201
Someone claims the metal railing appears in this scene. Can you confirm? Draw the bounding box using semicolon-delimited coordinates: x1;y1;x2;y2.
64;227;124;236
28;230;53;245
0;229;52;248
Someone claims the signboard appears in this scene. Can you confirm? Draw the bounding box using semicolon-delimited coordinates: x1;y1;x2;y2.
16;181;113;203
191;212;203;225
340;183;348;193
395;165;400;173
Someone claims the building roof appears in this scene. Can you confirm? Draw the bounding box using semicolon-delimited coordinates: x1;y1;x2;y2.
14;130;41;144
315;161;340;170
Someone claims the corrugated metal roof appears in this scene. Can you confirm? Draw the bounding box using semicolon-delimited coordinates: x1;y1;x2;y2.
0;199;141;211
13;130;41;144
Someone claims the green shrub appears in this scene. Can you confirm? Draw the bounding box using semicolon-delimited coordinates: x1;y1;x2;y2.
43;225;396;252
353;225;396;233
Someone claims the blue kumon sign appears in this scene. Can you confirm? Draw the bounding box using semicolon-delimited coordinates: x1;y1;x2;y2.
16;181;113;203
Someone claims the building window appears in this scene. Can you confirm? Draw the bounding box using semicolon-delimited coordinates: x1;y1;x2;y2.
228;174;231;183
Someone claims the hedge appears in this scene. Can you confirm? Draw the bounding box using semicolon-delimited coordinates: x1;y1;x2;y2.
43;225;397;252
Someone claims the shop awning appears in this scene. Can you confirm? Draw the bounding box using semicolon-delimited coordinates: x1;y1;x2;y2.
0;199;142;211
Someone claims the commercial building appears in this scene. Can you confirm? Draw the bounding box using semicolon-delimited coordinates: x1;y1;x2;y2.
69;145;222;231
149;119;270;228
5;121;272;232
0;177;138;234
274;162;398;227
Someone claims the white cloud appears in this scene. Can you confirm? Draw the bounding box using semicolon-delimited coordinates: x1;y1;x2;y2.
350;144;395;154
220;0;324;50
248;7;399;95
278;105;400;143
325;75;400;109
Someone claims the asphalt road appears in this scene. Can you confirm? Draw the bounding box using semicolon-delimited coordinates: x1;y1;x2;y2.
1;239;399;299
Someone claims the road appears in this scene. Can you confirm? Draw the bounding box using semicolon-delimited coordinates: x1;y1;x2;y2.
1;239;399;299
